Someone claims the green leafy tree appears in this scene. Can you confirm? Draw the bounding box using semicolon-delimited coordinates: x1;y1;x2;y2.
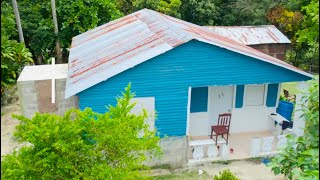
1;2;33;93
264;0;318;73
1;84;161;179
267;6;303;40
217;0;287;26
180;0;222;25
1;2;17;40
15;0;55;64
295;0;319;72
5;0;122;64
157;0;181;17
269;78;319;179
1;38;33;91
57;0;123;50
124;0;181;17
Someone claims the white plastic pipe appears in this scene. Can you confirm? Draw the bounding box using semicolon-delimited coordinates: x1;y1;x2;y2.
51;58;55;104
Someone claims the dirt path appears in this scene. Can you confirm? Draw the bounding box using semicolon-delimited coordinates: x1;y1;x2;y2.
1;101;23;157
151;159;285;180
182;160;284;180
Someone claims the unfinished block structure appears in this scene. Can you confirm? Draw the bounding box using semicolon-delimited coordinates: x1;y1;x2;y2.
17;64;78;118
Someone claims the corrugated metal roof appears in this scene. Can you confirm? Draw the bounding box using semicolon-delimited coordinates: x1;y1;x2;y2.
205;25;291;45
65;9;312;98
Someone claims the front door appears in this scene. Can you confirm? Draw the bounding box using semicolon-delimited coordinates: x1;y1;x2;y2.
208;86;234;134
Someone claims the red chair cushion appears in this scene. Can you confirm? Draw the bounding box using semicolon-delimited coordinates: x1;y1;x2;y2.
211;126;228;134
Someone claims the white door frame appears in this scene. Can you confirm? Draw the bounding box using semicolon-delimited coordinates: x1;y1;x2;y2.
208;85;234;133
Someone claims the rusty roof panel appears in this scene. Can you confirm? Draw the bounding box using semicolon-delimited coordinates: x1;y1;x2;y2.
205;26;291;45
65;9;311;98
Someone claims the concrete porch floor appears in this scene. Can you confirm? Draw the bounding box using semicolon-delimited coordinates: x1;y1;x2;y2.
187;130;280;162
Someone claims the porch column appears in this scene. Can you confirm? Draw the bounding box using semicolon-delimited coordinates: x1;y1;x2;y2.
292;81;308;137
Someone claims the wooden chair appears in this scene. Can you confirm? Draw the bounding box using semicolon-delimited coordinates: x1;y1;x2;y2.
210;113;231;145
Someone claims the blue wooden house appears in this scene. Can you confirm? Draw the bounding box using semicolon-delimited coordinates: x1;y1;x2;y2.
65;9;313;164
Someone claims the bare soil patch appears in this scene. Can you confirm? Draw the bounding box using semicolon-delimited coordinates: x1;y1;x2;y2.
151;159;285;180
1;101;23;157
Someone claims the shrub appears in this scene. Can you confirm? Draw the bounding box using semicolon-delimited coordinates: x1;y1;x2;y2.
279;95;288;101
214;169;239;180
269;78;319;179
1;2;33;94
1;84;161;179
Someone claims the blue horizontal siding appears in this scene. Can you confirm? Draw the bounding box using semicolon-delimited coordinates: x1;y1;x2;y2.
190;87;208;113
78;40;311;137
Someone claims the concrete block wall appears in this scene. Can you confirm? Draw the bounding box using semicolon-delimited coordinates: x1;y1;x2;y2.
250;44;289;60
145;136;188;168
18;81;39;118
17;78;78;118
56;79;79;115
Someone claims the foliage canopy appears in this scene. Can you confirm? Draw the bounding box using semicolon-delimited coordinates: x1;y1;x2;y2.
1;84;161;179
1;2;33;93
2;0;319;73
269;78;319;179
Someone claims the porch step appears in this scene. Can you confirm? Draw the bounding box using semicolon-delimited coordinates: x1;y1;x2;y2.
187;157;222;166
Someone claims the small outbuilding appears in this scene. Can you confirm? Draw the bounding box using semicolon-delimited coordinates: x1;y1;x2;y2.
17;64;78;118
205;25;291;60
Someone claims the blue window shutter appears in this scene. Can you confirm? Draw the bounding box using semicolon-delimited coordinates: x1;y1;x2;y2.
266;83;279;107
190;87;208;113
235;85;244;108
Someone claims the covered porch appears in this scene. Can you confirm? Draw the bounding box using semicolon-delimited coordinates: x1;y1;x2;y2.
185;81;308;165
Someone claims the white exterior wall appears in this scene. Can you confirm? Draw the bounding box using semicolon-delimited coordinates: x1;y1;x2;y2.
189;109;277;134
229;107;276;133
292;81;308;136
189;112;209;136
188;84;281;135
229;84;280;133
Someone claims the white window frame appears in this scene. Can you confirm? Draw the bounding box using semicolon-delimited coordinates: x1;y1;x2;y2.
244;84;267;107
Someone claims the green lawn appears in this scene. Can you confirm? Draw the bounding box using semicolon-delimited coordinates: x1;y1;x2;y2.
280;82;299;96
280;75;318;96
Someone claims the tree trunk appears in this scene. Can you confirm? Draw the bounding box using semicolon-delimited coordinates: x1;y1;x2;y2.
51;0;63;64
36;54;42;65
12;0;25;43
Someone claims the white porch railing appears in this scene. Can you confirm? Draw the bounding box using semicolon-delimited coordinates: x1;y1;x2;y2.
187;129;293;166
187;136;229;165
